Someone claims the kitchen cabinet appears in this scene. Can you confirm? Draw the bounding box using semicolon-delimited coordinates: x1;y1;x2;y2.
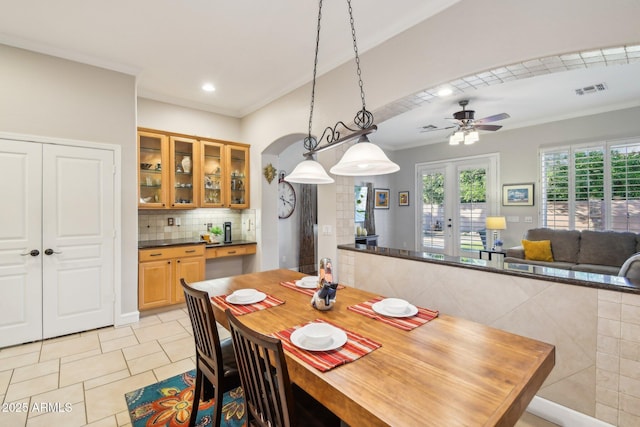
138;131;170;208
226;144;250;209
205;243;257;259
169;136;199;209
138;245;205;310
138;128;250;209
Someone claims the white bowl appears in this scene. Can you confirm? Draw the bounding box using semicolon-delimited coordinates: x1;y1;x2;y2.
232;289;258;302
301;276;318;285
301;323;334;347
382;298;410;315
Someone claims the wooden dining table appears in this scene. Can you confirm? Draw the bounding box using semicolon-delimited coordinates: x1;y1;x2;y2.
193;269;555;427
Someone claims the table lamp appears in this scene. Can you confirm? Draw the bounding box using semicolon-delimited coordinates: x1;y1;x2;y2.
485;216;507;250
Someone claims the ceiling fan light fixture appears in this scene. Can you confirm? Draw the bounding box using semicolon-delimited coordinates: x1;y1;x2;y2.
330;135;399;176
464;130;479;145
449;131;464;145
285;158;334;184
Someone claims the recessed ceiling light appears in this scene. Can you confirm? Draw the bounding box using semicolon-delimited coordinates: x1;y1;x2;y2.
202;83;215;92
437;87;453;97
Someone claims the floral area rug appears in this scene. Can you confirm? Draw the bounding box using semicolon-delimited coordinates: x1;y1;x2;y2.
125;370;246;427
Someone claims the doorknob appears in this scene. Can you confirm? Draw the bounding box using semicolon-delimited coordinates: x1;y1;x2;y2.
21;249;40;256
44;249;62;255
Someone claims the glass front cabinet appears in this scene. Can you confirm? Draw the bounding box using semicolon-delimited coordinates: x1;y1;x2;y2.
226;144;250;209
138;129;250;210
138;131;169;208
169;136;199;209
201;140;225;208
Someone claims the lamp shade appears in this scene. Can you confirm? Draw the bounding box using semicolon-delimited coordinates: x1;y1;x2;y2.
329;140;399;176
284;159;334;184
485;216;507;230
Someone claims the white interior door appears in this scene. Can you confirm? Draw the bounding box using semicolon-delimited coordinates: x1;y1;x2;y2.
0;140;43;347
42;145;115;338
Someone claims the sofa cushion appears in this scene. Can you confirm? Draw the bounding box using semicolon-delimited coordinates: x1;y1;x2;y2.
522;239;554;262
577;230;637;267
525;228;580;263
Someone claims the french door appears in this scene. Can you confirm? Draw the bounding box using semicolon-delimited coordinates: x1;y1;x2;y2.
417;154;498;256
0;139;115;347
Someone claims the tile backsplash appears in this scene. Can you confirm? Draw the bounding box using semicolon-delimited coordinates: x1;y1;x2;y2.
138;208;256;242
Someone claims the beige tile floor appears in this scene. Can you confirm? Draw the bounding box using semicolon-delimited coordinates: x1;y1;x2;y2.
0;306;557;427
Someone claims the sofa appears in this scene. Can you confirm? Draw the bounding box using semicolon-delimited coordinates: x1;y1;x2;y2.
504;228;640;276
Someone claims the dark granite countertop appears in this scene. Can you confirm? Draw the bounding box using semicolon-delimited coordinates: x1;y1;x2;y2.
338;243;640;295
139;238;257;250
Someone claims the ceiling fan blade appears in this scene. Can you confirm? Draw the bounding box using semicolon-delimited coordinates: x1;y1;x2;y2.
475;124;503;131
475;112;510;124
419;125;456;133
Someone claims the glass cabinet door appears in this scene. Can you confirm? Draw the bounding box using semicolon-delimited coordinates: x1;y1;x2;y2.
201;141;225;207
169;136;199;209
227;145;250;208
138;131;169;208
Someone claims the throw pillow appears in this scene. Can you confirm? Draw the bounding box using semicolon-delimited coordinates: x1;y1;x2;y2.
522;239;554;262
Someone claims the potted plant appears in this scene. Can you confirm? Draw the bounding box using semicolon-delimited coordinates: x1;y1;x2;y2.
210;225;223;243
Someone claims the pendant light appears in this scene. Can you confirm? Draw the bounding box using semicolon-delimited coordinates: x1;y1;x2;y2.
285;0;398;184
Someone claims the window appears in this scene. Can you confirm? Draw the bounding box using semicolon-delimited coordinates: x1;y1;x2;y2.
541;139;640;231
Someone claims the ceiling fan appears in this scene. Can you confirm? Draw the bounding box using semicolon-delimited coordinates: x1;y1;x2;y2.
420;99;510;135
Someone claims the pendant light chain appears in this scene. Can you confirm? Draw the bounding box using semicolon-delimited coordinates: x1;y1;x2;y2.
347;0;373;130
303;0;374;153
304;0;324;152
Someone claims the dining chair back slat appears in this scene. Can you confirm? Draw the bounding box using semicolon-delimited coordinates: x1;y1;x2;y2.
182;279;240;427
226;308;294;427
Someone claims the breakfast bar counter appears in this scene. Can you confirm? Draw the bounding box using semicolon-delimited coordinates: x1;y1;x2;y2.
192;269;555;427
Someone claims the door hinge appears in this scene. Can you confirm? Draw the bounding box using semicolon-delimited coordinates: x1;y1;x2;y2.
112;165;116;175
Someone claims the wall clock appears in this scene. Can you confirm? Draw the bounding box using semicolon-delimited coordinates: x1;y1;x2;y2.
278;177;296;219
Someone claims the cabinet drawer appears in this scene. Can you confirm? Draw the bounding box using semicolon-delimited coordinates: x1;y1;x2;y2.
215;244;256;258
139;244;204;262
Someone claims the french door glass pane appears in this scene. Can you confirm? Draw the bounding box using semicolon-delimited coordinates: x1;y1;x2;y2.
421;171;445;251
458;168;487;252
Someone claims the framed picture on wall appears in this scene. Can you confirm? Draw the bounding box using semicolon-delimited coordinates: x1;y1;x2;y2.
503;183;534;206
399;191;409;206
374;188;390;209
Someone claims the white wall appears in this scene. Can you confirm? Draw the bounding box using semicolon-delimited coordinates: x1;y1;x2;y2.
0;43;138;316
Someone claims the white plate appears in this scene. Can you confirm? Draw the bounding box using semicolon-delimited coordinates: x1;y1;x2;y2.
290;324;348;351
295;278;318;289
225;291;266;305
372;301;418;318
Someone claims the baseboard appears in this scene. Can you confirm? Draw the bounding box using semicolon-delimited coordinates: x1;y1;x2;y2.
527;396;615;427
115;310;140;326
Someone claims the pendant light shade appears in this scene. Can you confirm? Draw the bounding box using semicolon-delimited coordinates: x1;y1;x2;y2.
284;158;334;184
329;135;399;176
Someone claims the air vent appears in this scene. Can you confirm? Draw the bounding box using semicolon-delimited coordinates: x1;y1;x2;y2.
575;83;607;96
420;124;438;130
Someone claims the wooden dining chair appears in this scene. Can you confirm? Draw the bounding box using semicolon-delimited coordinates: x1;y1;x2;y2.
181;279;241;427
225;309;340;427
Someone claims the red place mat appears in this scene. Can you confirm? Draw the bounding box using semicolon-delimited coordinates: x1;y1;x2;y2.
279;280;345;297
211;293;285;316
272;319;381;372
347;297;439;331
